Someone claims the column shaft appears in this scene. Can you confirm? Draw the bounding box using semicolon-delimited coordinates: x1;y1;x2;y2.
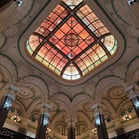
131;95;139;117
68;127;75;139
18;127;27;135
36;113;48;139
0;0;11;9
0;95;14;131
94;113;108;139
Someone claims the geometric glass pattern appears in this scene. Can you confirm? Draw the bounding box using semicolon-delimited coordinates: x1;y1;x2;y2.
26;0;117;80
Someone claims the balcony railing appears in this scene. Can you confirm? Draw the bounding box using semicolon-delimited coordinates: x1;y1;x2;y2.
111;128;139;139
0;128;33;139
0;127;139;139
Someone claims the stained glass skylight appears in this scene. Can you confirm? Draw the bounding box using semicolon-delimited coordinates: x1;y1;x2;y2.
26;0;117;80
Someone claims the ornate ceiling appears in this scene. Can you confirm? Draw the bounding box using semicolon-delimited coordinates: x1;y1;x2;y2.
0;0;139;139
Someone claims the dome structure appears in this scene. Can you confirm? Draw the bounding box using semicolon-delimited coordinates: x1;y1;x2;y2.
26;0;117;80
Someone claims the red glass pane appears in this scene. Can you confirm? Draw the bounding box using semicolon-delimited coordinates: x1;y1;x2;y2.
62;47;71;54
55;41;65;50
73;23;84;33
49;35;59;45
85;36;95;45
53;5;65;14
67;17;78;27
79;41;88;50
86;13;98;22
73;47;82;55
79;30;89;39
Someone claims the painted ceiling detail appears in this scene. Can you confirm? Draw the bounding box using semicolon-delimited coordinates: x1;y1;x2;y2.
26;0;117;80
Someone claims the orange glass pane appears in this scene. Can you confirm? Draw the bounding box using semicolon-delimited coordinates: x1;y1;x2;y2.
92;20;104;29
79;5;92;16
88;50;99;62
77;60;87;71
95;46;106;58
53;5;65;14
51;56;60;66
38;46;48;57
57;59;67;70
73;23;84;33
97;27;109;35
48;13;58;22
44;51;55;62
60;23;71;33
79;41;88;50
29;35;41;51
82;56;92;67
79;30;89;39
85;36;95;44
54;30;65;39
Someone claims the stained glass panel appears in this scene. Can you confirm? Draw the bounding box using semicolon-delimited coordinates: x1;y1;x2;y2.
63;0;83;9
35;5;68;37
49;17;95;59
63;64;80;80
101;35;117;55
77;5;110;37
28;35;42;53
26;1;118;80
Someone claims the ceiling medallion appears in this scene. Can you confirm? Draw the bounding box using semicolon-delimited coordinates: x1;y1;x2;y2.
64;33;79;47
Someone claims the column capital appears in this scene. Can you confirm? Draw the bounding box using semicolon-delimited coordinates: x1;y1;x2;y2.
66;118;77;128
41;103;51;117
124;85;137;98
5;85;20;99
125;85;134;93
8;85;20;92
5;94;15;101
91;103;103;114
